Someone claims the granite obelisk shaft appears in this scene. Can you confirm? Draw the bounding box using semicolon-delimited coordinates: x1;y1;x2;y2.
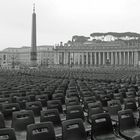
30;4;37;67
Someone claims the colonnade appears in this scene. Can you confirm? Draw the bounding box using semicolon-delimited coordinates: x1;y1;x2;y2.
55;51;139;66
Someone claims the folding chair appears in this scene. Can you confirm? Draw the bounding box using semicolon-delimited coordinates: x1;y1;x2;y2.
66;105;85;121
16;96;30;109
27;122;56;140
118;109;140;140
91;112;124;140
26;101;42;116
83;96;96;111
88;102;104;123
0;112;5;128
35;94;48;107
62;118;87;140
100;94;111;107
124;98;137;111
47;100;63;113
40;109;61;126
0;128;16;140
11;110;35;131
107;100;122;115
52;93;65;104
65;97;80;107
2;103;20;119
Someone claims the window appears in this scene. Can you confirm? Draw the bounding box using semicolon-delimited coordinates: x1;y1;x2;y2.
3;55;6;60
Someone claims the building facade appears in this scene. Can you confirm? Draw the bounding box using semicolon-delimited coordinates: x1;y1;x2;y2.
0;41;140;69
0;45;54;69
54;41;140;67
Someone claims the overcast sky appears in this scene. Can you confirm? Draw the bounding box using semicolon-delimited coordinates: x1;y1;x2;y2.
0;0;140;50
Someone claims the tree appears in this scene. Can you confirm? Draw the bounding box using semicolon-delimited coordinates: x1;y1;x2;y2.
72;35;90;43
67;40;72;46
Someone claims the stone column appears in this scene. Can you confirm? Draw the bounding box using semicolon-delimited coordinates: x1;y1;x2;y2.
59;52;62;64
56;52;59;65
58;52;61;64
90;52;93;65
132;51;134;66
119;52;122;65
94;52;97;65
111;52;114;65
65;52;69;65
98;52;101;65
134;51;138;66
92;52;94;65
82;53;84;65
68;52;70;65
115;52;118;65
124;52;125;65
75;52;78;65
129;52;131;65
72;52;74;65
128;52;130;65
77;53;80;65
106;52;109;60
64;52;66;65
86;52;88;65
103;52;105;65
66;52;69;65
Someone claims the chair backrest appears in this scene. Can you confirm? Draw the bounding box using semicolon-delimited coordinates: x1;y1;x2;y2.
27;122;56;140
40;109;61;126
88;101;103;118
83;96;96;109
113;93;123;103
66;91;79;99
0;98;11;111
91;113;113;136
2;103;20;119
88;101;103;109
107;100;122;115
0;112;5;128
16;96;30;109
66;105;85;121
11;110;35;131
88;106;103;118
65;97;80;107
35;94;48;107
83;96;96;103
138;97;140;107
0;128;16;140
118;109;136;130
62;118;87;140
126;91;136;98
47;100;63;113
26;101;42;116
52;93;65;104
124;98;137;111
80;91;92;98
128;87;136;92
100;94;111;107
27;94;36;101
10;93;21;103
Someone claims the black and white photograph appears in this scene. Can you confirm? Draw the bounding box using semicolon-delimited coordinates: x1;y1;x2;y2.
0;0;140;140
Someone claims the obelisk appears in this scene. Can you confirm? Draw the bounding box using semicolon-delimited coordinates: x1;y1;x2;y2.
30;3;37;67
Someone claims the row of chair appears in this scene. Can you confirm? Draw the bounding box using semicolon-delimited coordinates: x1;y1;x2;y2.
1;109;140;140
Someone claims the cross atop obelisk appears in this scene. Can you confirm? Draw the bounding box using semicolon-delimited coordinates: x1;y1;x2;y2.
30;3;37;67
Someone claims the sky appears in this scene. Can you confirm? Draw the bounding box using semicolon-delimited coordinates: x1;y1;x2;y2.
0;0;140;50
